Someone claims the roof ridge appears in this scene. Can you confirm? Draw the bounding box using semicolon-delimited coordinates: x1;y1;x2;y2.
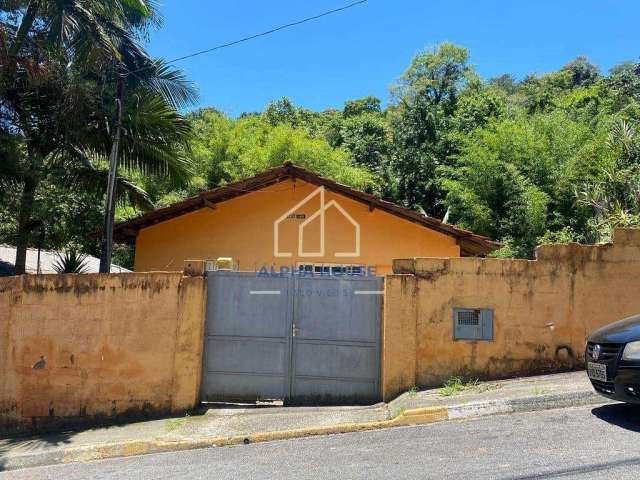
113;162;499;255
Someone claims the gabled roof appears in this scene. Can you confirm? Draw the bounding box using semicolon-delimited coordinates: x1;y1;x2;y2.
114;162;499;256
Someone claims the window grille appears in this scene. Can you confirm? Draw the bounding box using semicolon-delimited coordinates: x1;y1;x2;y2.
453;308;494;341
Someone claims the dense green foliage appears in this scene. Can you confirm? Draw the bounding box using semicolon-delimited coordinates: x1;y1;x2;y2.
145;44;640;259
3;39;640;265
0;1;195;271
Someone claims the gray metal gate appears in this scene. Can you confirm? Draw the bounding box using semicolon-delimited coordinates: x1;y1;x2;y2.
201;271;382;405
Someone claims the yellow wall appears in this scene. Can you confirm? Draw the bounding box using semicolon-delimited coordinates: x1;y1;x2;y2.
0;272;206;434
382;228;640;400
134;179;460;274
4;229;640;426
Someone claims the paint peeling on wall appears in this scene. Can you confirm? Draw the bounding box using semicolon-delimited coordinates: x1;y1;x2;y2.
382;229;640;401
0;272;206;435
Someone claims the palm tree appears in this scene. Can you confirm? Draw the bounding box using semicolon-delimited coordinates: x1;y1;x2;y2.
96;57;197;272
1;1;197;274
2;0;155;87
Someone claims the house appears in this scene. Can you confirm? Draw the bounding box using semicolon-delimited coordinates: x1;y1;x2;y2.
0;245;130;275
114;163;498;274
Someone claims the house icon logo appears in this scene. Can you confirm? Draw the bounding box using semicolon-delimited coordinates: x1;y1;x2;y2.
273;186;360;258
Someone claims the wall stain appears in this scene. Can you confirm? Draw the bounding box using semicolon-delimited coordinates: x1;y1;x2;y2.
387;229;640;398
2;271;204;436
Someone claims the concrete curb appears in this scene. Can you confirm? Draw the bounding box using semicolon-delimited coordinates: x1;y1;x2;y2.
0;389;610;472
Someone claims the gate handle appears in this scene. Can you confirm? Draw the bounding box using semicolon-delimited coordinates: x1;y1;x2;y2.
292;324;300;337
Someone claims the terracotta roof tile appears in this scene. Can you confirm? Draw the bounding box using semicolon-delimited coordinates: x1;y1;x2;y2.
114;163;499;256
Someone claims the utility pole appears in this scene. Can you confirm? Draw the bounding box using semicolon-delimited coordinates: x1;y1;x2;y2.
36;223;45;274
99;71;125;273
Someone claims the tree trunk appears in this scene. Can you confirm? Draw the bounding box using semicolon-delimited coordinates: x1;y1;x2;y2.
4;0;40;84
99;74;125;273
14;174;39;275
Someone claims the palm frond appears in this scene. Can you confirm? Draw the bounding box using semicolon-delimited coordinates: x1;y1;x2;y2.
55;147;154;211
117;91;193;186
130;58;198;109
607;119;638;159
120;140;192;187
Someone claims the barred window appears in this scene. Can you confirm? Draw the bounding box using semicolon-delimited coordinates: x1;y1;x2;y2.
457;310;480;326
453;308;494;341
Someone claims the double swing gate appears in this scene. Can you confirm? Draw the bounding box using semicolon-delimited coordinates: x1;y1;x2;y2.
200;270;383;405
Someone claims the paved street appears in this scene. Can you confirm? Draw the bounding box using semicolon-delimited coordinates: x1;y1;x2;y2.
3;402;640;479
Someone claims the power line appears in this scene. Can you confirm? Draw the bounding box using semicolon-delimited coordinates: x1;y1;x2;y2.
126;0;368;76
168;0;368;64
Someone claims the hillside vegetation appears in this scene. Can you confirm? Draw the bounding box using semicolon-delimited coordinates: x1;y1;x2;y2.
3;41;640;264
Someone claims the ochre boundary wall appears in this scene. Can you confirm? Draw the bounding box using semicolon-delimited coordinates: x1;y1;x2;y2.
0;271;206;435
382;228;640;401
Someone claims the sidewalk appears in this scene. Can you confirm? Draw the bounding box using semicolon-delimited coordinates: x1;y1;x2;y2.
0;371;609;472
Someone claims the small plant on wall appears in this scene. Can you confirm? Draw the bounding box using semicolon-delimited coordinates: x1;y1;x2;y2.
53;249;89;274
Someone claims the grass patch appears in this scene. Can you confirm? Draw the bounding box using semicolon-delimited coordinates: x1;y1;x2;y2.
166;414;190;432
407;386;418;398
439;377;468;396
439;377;498;397
392;407;407;419
530;387;549;396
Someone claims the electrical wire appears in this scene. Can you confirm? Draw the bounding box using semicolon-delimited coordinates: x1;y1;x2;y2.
125;0;368;76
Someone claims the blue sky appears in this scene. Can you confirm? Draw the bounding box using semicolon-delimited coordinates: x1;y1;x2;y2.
148;0;640;115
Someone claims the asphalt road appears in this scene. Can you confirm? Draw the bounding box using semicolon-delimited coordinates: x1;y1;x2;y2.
3;403;640;479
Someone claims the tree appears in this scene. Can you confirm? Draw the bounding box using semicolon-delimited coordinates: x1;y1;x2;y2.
98;59;197;271
453;78;505;133
0;0;196;274
2;0;149;273
562;56;600;88
308;97;392;176
388;43;471;216
0;0;156;93
5;34;640;265
171;111;375;197
577;120;640;242
605;61;640;119
338;113;389;173
391;42;471;111
441;153;550;257
264;97;299;126
440;112;598;257
489;74;519;95
227;118;375;190
150;49;640;260
343;96;381;117
186;108;235;190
